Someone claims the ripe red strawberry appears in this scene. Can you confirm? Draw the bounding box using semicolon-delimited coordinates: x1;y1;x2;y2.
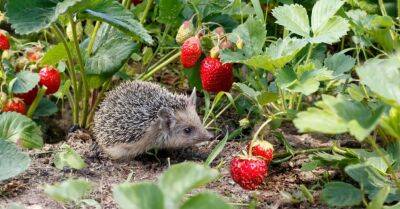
131;0;142;5
15;87;38;105
200;57;233;93
3;98;26;115
247;140;274;164
0;32;10;51
230;155;268;190
39;66;61;95
180;36;202;68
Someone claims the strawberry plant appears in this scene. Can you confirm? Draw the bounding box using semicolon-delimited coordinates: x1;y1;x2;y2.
0;0;400;208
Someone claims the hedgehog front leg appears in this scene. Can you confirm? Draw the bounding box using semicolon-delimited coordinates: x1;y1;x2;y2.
104;139;154;160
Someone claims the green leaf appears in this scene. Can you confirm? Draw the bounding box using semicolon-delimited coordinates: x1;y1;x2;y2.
321;182;362;207
9;71;40;94
272;4;310;37
33;98;59;117
205;132;228;166
384;202;400;209
345;163;400;202
221;38;306;72
6;0;82;35
356;57;400;106
158;0;184;25
367;186;390;209
311;16;350;44
158;162;219;209
324;52;356;76
113;182;164;209
44;179;92;203
387;140;400;170
311;0;344;34
0;140;31;181
347;84;366;102
85;24;138;76
0;112;43;149
53;144;86;170
257;91;279;105
293;94;385;141
40;42;75;66
180;192;232;209
78;0;153;45
227;18;266;57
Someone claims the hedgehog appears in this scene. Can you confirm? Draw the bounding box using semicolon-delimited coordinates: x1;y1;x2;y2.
93;81;213;160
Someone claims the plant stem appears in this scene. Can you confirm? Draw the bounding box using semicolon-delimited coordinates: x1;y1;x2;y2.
272;147;333;164
145;25;171;69
140;51;181;80
305;44;314;63
27;87;46;118
69;15;89;128
146;48;178;71
250;0;264;22
52;25;79;124
205;97;238;128
140;0;153;24
87;21;101;56
367;137;400;189
378;0;388;16
86;81;111;127
249;118;272;157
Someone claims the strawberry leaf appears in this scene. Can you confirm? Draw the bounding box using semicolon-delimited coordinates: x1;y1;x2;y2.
158;162;218;209
310;16;350;44
0;140;31;181
311;0;344;34
44;179;93;203
9;71;40;94
113;183;164;209
181;192;232;209
221;37;306;72
158;0;184;25
356;57;400;107
294;94;385;141
6;0;83;35
78;0;153;45
321;182;363;207
84;24;138;76
0;112;43;149
272;4;310;38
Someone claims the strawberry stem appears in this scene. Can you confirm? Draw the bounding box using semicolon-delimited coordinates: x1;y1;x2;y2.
27;87;47;118
249;118;272;157
140;0;153;24
139;51;181;80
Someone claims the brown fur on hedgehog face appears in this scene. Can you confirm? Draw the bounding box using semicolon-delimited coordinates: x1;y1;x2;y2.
156;90;213;148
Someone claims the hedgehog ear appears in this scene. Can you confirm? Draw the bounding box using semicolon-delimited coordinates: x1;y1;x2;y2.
188;87;197;107
158;107;176;129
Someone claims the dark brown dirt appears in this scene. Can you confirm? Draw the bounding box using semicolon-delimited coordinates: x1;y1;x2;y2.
0;123;343;209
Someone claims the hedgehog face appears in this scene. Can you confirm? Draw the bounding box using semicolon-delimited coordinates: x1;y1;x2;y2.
157;105;213;148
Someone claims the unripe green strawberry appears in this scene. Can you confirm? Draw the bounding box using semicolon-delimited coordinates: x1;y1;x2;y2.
176;20;195;45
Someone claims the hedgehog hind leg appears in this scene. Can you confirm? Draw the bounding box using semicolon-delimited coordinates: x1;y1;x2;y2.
103;140;153;160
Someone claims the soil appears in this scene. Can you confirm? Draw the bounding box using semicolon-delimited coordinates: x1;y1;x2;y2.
0;122;346;209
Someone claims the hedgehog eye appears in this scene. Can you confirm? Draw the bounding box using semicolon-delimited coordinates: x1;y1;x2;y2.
183;127;193;134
